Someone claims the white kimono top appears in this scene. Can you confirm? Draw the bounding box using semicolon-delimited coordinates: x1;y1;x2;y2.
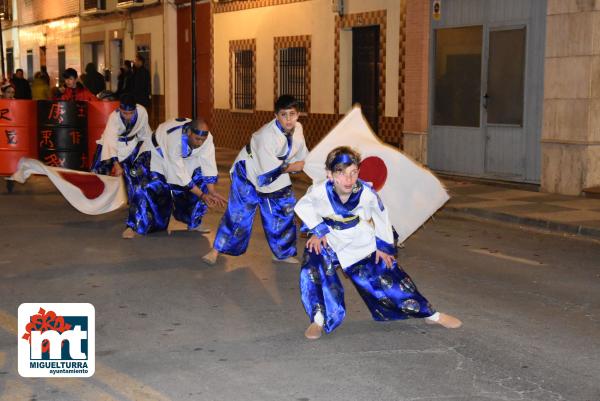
139;118;218;187
96;104;152;162
232;118;308;193
294;179;396;268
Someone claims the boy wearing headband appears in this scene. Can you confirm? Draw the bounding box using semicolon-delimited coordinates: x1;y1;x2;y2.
91;93;152;200
122;117;227;238
295;146;462;339
202;95;308;265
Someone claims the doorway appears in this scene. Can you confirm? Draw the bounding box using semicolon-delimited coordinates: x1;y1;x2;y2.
352;25;380;134
428;0;546;183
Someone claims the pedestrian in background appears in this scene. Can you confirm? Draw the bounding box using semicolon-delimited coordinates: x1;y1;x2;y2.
131;54;150;109
31;72;51;100
82;62;106;95
11;69;32;100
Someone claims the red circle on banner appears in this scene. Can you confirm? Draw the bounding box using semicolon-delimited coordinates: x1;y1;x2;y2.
359;156;387;191
58;171;106;199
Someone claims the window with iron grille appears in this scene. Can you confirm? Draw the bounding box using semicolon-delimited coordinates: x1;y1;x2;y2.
234;49;254;110
278;47;307;112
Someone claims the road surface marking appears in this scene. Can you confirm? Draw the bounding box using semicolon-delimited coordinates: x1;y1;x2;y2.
469;249;543;266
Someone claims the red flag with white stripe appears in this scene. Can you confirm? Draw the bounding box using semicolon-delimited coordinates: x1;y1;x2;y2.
303;107;449;243
8;158;126;215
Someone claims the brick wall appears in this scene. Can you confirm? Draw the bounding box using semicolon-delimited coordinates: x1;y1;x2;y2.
402;0;430;163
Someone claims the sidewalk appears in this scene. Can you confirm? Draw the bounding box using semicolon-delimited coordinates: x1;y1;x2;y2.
442;179;600;240
215;148;600;241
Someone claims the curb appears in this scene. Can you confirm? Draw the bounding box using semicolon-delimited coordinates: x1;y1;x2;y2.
444;206;600;240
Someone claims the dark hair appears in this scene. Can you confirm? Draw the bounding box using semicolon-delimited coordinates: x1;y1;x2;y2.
189;117;208;131
62;68;78;79
119;93;136;109
274;95;298;113
135;54;145;65
325;146;361;172
15;68;23;74
124;60;133;69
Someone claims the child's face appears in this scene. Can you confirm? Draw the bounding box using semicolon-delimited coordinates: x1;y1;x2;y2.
328;164;359;196
65;77;77;88
275;107;299;132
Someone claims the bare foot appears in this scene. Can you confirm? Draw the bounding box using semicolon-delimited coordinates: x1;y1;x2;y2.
425;312;462;329
202;249;219;265
304;322;323;340
121;227;138;239
188;225;211;234
272;255;300;264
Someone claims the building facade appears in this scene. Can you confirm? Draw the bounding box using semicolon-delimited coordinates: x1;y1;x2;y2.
0;0;170;126
187;0;598;196
3;0;598;195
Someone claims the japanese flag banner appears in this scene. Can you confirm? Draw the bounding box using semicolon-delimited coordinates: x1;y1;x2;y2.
303;107;449;243
7;158;126;215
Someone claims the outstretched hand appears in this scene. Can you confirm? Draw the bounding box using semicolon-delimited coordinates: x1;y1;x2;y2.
111;163;124;177
306;235;328;254
375;250;395;269
284;160;305;173
204;191;227;209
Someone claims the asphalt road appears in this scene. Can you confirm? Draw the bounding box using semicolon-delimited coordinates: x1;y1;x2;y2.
0;176;598;401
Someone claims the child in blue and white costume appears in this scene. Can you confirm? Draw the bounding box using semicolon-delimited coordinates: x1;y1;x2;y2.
203;95;308;265
295;146;462;339
91;94;152;200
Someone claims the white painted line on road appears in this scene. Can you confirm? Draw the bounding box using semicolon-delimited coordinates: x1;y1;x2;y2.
469;249;544;266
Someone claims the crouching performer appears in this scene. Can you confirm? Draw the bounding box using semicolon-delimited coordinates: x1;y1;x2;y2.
122;118;227;238
295;146;462;340
202;95;308;265
91;94;152;200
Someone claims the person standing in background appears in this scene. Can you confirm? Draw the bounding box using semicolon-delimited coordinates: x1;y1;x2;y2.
131;55;150;110
11;69;32;100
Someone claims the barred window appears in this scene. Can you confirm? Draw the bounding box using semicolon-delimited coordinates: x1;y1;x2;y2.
234;49;254;110
278;47;307;112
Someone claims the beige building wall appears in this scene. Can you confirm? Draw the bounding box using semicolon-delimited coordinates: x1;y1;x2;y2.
212;0;407;150
163;1;178;119
541;0;600;194
213;0;335;113
19;18;81;85
1;27;20;72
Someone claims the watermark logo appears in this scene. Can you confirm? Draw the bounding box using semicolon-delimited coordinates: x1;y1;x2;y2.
18;303;95;377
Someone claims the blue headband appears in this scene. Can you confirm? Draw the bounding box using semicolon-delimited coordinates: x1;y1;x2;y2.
329;153;355;169
189;126;209;137
119;103;136;111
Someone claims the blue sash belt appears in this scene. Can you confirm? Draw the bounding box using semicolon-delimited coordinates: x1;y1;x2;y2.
118;133;137;143
323;216;359;231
